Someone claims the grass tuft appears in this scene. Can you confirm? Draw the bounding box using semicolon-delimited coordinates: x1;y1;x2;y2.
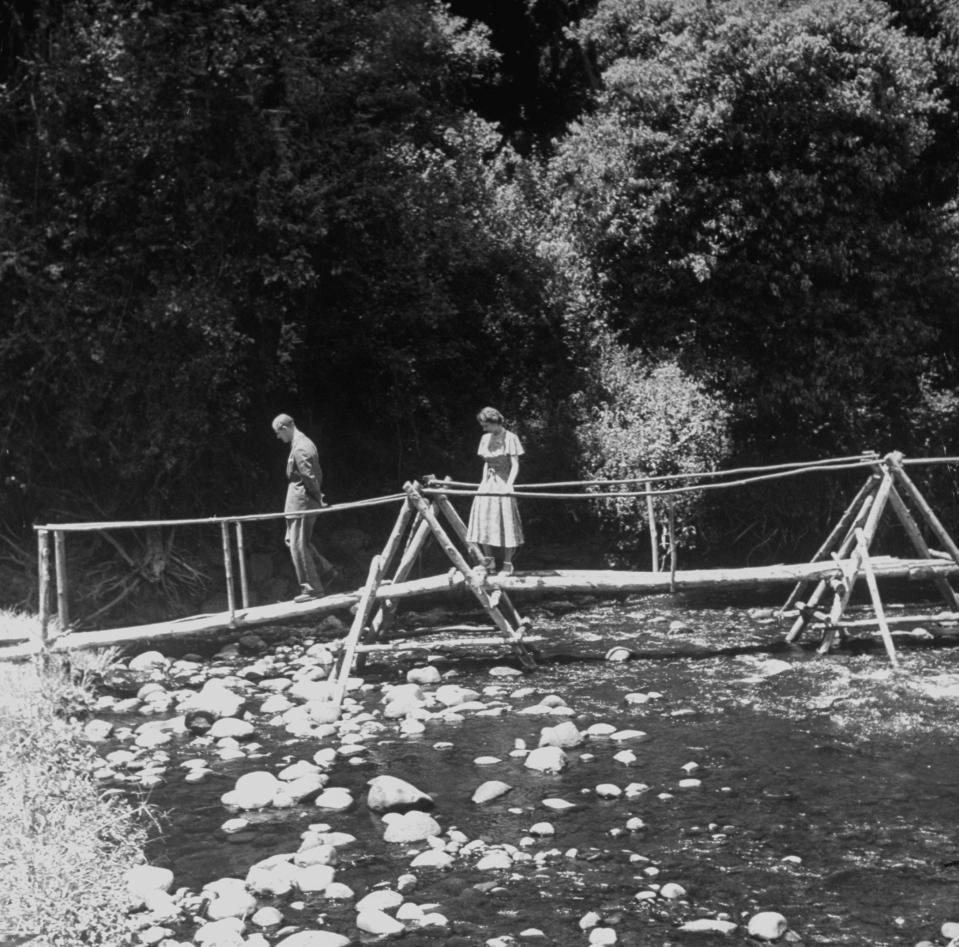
0;633;149;946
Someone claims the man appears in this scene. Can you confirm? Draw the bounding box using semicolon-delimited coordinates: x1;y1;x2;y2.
272;413;325;602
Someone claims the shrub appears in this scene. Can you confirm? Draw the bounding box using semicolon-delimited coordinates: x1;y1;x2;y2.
0;646;149;945
574;335;732;561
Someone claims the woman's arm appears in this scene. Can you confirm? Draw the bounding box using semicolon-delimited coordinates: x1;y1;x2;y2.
506;454;520;488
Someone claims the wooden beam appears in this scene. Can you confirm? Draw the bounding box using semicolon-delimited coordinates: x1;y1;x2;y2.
331;554;384;706
370;513;432;639
889;454;959;568
235;522;250;609
855;528;900;669
378;499;416;577
53;530;70;633
220;521;236;626
780;474;879;614
37;529;52;650
887;485;959;611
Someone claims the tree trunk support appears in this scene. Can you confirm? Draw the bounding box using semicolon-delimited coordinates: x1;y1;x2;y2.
855;528;900;669
405;482;535;670
780;474;879;616
786;480;879;643
331;554;385;706
53;530;70;635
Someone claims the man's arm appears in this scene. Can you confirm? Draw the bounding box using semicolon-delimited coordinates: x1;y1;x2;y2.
293;445;324;502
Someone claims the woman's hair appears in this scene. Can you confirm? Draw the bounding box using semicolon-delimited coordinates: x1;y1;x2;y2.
477;406;504;425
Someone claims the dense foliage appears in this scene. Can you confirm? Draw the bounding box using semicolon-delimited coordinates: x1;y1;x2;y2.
1;0;958;598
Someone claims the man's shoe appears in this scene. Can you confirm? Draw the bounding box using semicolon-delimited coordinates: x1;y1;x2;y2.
294;587;324;604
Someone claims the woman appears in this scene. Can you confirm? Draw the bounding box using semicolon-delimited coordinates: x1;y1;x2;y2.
466;406;524;575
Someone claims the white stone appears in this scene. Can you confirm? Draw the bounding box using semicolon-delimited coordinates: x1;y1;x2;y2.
474;756;502;765
129;650;167;671
251;906;284;927
943;922;959;940
407;665;442;685
193;917;245;946
181;679;244;719
246;865;293;897
282;773;327;802
410;849;453;869
209;718;254;740
659;882;687;900
382;811;442;843
488;665;523;677
595;783;621;799
323;882;354;900
289;680;336;702
83;719;114;741
538;721;583;749
126;865;175;903
367;775;433;813
747;912;788;940
475;849;512;871
314;787;354;810
225;771;279;810
541;798;576;811
585;722;616;737
472;781;513;804
356;889;403;912
613;750;637;765
279;760;321;781
529;822;555;836
610;729;647;741
678;778;702;789
679;919;738;934
202;877;256;920
220;818;250;835
357;908;405;936
436;684;480;706
589;928;617;945
524;746;567;773
274;932;351;947
292;864;336;892
293;844;337;867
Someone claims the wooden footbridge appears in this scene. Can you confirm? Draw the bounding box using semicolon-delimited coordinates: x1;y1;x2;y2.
14;451;959;691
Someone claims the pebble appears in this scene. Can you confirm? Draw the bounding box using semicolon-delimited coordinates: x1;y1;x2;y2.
541;798;576;811
472;780;513;804
748;911;788;940
313;787;354;810
680;919;738;934
356;907;405;936
524;746;567;773
589;928;617;945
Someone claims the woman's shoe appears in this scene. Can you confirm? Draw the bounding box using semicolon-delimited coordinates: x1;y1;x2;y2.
498;562;514;578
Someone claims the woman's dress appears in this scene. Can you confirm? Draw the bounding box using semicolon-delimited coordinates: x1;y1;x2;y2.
466;430;524;547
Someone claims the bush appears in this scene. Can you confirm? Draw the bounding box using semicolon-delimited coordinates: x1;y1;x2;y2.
0;645;149;945
574;335;732;562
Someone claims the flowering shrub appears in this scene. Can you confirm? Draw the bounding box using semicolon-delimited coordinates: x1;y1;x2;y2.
575;336;732;560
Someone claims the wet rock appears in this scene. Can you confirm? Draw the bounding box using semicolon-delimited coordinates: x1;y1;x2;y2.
314;787;354;811
251;906;283;927
610;729;647;741
274;932;351;947
208;718;254;740
605;647;632;662
324;882;355;899
246;864;293;897
678;778;702;789
202;877;256;920
475;849;512;871
595;783;621;799
410;849;453;868
541;798;576;811
127;865;175;906
382;810;442;843
659;882;687;900
193;916;245;946
129;651;168;671
84;719;114;741
436;684;481;707
222;771;280;810
289;680;335;702
524;746;567;773
679;918;737;934
407;665;442;685
181;680;245;719
356;889;404;912
747;912;788;940
943;922;959;940
529;822;554;836
357;907;405;936
367;775;434;813
589;929;617;945
488;666;523;678
538;721;583;749
472;781;512;804
293;844;337;867
293;864;336;891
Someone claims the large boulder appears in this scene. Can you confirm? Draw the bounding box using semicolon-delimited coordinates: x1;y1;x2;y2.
367;775;434;813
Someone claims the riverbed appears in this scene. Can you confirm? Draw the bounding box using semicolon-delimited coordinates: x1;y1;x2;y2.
91;592;959;947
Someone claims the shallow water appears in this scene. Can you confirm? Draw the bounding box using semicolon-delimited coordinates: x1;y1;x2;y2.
100;593;959;946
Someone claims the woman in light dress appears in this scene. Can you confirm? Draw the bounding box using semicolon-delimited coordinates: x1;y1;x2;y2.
466;406;524;575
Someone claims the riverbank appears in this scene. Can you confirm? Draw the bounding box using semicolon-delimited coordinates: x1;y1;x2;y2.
0;609;149;946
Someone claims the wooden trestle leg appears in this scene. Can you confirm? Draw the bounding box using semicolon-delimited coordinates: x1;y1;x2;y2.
431;489;531;637
817;470;894;654
405;482;536;670
855;528;900;669
888;453;959;571
331;554;384;707
780;474;879;617
786;480;878;643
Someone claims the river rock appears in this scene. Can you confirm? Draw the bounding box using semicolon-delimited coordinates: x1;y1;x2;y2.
747;912;788;940
129;650;167;671
209;718;255;740
251;906;283;927
605;647;632;662
659;882;687;900
314;787;354;810
524;746;568;773
181;680;245;719
488;666;523;678
290;680;336;702
679;918;737;934
356;889;404;912
193;917;245;947
475;849;512;871
410;848;453;869
293;864;336;891
202;877;256;920
126;865;174;904
595;783;621;799
472;780;512;804
357;908;405;936
407;665;442;685
275;932;351;947
538;721;583;749
382;810;442;843
222;771;280;810
541;798;576;811
943;922;959;940
611;729;647;741
306;700;341;725
246;864;293;897
293;844;338;867
589;928;616;945
367;775;434;812
436;684;481;706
